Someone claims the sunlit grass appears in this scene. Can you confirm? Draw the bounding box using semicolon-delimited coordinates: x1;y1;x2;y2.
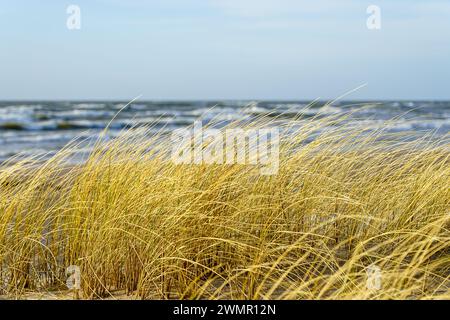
0;108;448;300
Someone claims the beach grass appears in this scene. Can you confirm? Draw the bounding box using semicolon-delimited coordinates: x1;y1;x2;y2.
0;110;448;300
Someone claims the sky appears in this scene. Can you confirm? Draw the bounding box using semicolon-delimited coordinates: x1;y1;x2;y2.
0;0;449;100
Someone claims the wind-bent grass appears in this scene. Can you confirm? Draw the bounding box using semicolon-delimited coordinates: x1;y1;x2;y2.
0;110;448;300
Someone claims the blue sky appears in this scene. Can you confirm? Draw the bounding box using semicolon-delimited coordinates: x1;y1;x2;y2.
0;0;449;100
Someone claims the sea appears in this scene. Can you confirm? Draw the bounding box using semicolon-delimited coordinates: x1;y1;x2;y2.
0;100;448;162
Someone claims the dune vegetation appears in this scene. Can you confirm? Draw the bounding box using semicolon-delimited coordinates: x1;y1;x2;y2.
0;108;448;300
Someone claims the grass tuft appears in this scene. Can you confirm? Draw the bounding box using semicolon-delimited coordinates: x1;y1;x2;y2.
0;110;448;300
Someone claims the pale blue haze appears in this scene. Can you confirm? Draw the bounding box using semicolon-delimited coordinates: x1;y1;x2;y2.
0;0;449;100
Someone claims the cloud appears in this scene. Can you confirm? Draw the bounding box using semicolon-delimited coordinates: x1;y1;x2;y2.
411;1;450;16
208;0;359;18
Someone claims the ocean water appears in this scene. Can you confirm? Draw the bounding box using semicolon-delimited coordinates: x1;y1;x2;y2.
0;100;448;162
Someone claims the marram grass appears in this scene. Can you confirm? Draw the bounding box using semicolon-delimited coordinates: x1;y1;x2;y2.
0;110;448;300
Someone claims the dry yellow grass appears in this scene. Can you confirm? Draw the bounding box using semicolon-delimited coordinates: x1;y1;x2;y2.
0;109;448;300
